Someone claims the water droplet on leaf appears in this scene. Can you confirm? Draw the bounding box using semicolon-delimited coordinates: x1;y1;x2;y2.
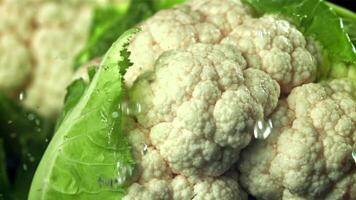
111;112;119;119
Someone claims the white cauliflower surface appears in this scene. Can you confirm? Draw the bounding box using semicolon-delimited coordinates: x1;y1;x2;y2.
117;0;344;199
125;0;318;93
0;0;124;117
124;118;248;200
239;79;356;200
130;44;280;178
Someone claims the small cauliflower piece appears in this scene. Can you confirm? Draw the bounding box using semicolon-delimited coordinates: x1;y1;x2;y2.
239;80;356;200
130;43;279;177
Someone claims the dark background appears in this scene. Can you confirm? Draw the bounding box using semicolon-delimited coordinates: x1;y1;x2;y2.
329;0;355;11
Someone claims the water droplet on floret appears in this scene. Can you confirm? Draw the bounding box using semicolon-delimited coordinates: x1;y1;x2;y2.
142;143;148;155
253;118;273;139
118;100;142;116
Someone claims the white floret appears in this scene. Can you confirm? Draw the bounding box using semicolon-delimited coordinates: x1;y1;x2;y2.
126;0;317;93
125;0;253;87
239;80;356;200
221;15;317;93
130;43;279;177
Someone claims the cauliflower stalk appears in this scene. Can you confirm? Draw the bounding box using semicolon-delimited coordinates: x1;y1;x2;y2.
29;0;356;199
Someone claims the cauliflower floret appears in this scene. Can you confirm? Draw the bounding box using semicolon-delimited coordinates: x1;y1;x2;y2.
281;171;356;200
129;43;279;177
221;15;317;93
126;0;317;93
124;119;248;200
123;175;247;200
125;0;252;86
239;80;356;200
123;179;172;200
0;33;32;92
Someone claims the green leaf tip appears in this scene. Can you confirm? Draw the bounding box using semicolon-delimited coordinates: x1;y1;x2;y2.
29;29;139;200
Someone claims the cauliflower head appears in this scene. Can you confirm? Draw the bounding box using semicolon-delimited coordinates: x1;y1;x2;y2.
239;79;356;200
125;0;318;93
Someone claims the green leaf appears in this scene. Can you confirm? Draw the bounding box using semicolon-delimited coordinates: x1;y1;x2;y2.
153;0;186;10
242;0;356;65
55;79;87;130
74;0;155;69
327;2;356;45
29;28;140;200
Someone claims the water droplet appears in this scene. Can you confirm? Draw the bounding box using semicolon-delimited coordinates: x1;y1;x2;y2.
118;101;142;116
352;150;356;163
142;143;148;155
23;164;28;171
63;136;69;141
19;92;25;101
7;120;13;124
35;119;40;126
36;127;42;133
45;138;49;142
27;153;35;162
116;162;133;185
111;112;119;119
253;118;273;140
27;113;36;121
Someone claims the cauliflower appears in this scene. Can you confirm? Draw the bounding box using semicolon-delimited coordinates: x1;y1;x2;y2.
25;0;356;199
0;0;124;117
239;79;356;200
125;0;318;93
124;120;248;200
119;0;323;198
129;43;280;177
